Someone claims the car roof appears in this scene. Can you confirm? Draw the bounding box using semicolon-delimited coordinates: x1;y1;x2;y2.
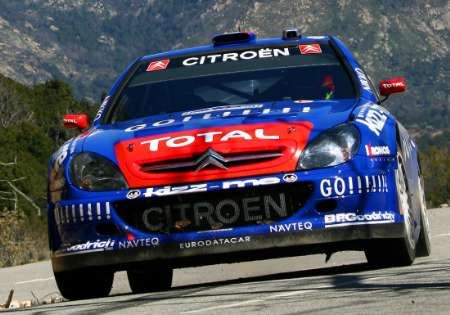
139;35;332;63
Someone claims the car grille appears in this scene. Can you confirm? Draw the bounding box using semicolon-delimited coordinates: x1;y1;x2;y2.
114;182;313;233
140;149;284;173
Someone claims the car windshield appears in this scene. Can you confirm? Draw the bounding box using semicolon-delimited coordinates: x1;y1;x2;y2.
108;44;355;123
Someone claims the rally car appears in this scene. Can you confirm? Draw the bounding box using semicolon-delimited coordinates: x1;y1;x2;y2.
48;29;431;300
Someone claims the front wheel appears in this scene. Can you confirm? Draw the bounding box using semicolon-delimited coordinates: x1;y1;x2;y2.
127;264;173;294
54;268;114;300
365;149;416;267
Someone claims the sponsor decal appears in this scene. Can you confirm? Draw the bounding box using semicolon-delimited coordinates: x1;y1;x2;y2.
319;175;388;197
142;175;296;199
355;105;388;136
324;211;395;228
355;68;371;91
63;118;78;124
179;236;251;249
269;221;312;233
222;176;281;189
381;81;404;89
66;239;115;253
57;202;111;225
126;190;141;199
124;106;308;132
118;237;160;249
117;121;313;187
365;144;391;157
182;104;263;116
140;129;279;152
282;173;298;183
146;59;170;72
54;142;70;170
144;184;207;197
299;44;322;54
142;193;288;232
182;48;290;66
94;95;111;122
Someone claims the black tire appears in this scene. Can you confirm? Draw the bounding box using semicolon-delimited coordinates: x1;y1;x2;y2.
127;264;173;294
365;149;416;267
54;268;114;300
416;175;431;257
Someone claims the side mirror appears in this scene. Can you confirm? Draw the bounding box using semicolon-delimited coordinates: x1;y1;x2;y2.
63;114;89;130
379;77;407;97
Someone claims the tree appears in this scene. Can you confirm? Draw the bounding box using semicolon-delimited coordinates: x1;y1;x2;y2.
0;81;32;128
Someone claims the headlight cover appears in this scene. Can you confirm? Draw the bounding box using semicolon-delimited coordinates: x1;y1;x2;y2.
70;153;128;191
298;124;360;170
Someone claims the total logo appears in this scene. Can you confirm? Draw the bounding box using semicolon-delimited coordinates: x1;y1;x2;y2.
324;211;395;227
140;129;279;152
381;82;404;89
319;175;388;197
365;144;391;157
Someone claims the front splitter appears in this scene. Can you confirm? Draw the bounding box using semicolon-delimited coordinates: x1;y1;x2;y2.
52;223;404;273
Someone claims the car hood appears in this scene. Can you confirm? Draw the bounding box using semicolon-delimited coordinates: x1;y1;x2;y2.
82;99;356;187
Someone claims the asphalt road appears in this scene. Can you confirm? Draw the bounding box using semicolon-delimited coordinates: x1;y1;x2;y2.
1;207;449;314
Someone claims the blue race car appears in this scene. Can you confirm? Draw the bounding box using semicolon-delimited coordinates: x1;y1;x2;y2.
48;29;431;300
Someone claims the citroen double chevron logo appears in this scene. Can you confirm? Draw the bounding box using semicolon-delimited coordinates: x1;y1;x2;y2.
141;148;282;172
195;149;227;171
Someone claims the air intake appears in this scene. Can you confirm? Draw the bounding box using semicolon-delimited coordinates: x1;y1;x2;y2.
282;28;300;40
212;32;256;46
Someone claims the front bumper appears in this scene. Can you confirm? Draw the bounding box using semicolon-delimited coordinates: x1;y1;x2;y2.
49;156;402;272
51;223;404;273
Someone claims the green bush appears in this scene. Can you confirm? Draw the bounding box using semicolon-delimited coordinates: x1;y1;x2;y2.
420;147;450;208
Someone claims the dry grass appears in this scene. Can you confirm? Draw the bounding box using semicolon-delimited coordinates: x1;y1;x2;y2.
0;211;48;267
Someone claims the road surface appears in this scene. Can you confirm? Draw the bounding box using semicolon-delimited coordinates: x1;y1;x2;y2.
1;207;449;314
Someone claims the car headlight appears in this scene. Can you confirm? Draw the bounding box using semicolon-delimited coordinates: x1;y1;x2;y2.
298;124;360;170
70;153;128;191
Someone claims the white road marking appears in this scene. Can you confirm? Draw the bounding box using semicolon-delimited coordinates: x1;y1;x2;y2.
182;275;386;313
432;233;450;238
15;277;54;285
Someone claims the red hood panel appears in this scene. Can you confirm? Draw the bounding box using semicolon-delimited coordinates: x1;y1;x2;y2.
115;122;313;187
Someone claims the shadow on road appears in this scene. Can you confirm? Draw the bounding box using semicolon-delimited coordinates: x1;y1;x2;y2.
28;259;450;315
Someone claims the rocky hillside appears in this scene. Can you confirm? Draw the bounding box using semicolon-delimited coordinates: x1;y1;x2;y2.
0;0;448;142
